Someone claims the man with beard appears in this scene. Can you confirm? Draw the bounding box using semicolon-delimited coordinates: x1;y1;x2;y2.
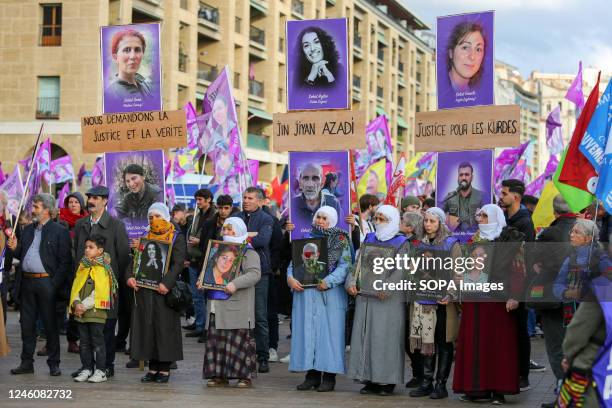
292;163;341;237
293;243;326;286
72;186;130;379
7;194;71;377
115;164;162;221
442;162;485;232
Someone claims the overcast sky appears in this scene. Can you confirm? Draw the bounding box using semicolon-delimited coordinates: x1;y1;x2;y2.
401;0;612;77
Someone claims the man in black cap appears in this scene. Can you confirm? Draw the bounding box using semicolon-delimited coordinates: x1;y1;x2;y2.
7;193;72;376
72;185;130;378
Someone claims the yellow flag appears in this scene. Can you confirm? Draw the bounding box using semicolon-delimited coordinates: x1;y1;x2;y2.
532;181;560;230
405;153;423;177
357;159;387;197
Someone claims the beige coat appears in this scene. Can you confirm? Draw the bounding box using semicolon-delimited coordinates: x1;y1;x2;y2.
205;249;261;330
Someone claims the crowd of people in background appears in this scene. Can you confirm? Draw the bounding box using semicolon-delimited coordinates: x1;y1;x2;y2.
0;178;610;408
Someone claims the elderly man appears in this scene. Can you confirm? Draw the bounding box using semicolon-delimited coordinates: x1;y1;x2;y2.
442;162;485;232
291;163;341;238
73;186;130;378
293;243;326;285
7;194;72;376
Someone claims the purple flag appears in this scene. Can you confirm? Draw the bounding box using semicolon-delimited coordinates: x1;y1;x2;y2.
164;158;171;180
91;159;105;187
565;61;585;112
494;141;530;195
0;166;23;217
0;163;5;186
35;138;52;185
57;183;71;208
184;102;199;150
165;186;176;208
248;160;259;186
546;106;564;155
50;155;74;184
525;155;559;197
353;115;393;180
173;158;186;178
76;164;86;186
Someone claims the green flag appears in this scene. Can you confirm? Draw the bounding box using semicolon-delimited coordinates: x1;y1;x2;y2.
553;148;594;212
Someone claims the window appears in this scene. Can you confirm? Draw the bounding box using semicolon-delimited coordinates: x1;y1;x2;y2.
40;4;62;46
37;76;60;119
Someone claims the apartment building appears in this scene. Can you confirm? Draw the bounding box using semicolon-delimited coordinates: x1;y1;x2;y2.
0;0;436;184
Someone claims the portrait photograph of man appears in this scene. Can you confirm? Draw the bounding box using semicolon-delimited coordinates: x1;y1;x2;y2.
436;150;493;241
289;151;350;240
291;238;329;287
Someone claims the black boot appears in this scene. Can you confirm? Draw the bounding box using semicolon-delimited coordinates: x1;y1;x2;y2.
430;343;453;399
360;381;380;395
378;384;395;396
317;372;335;392
296;369;321;391
409;355;435;397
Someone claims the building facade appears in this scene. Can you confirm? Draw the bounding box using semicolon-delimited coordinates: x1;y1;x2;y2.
0;0;436;186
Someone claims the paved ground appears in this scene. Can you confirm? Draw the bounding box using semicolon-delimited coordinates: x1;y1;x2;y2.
0;310;557;407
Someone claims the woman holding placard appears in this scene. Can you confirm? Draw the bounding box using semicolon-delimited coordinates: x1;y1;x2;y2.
199;217;261;389
286;206;353;392
126;203;185;384
346;205;411;396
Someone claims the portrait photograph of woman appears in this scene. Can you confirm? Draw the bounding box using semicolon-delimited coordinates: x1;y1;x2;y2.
101;22;162;113
198;240;246;290
436;11;494;110
135;238;171;290
286;18;349;111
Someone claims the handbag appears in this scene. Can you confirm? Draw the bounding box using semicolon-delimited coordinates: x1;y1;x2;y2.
165;279;193;312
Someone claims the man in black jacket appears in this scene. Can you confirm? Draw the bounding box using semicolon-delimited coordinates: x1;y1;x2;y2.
237;187;273;373
532;195;576;408
183;189;215;339
72;186;130;377
498;179;538;391
7;193;72;376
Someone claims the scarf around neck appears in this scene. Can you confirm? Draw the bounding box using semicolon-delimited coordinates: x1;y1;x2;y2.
147;219;175;244
311;224;349;272
80;252;118;299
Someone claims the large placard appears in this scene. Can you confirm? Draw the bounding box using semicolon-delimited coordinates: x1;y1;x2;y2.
81;110;187;153
273;110;365;152
414;105;520;152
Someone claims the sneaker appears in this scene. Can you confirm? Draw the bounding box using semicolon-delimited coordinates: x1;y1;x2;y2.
491;393;506;405
519;377;530;392
88;369;107;383
269;348;279;362
345;345;351;352
279;354;290;364
74;369;92;382
529;360;546;372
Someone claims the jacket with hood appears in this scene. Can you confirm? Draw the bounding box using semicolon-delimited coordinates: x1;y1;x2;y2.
506;204;535;242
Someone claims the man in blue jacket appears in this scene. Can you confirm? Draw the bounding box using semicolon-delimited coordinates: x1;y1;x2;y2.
7;193;72;376
237;187;273;373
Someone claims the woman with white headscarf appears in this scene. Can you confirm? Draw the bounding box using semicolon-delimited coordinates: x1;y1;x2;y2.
285;206;353;392
409;207;461;400
126;202;186;383
345;205;411;396
453;204;524;405
198;217;261;388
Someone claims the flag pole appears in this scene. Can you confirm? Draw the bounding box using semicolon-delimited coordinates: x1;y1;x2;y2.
12;124;45;238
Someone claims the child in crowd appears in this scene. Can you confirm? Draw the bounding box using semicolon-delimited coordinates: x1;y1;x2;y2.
69;235;117;383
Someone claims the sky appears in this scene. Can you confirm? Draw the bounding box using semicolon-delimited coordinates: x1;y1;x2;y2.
401;0;612;77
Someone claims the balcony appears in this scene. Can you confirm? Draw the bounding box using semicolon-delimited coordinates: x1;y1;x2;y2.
178;52;188;73
292;0;304;17
250;0;268;17
249;26;267;59
36;97;60;120
198;3;220;40
39;25;61;46
249;79;265;99
247;133;270;151
353;34;363;59
198;62;219;83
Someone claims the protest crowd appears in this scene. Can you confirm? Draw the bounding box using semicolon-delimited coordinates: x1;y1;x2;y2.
1;9;612;408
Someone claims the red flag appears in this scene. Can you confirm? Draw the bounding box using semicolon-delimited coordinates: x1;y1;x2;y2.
349;154;359;212
270;177;285;206
558;73;601;193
